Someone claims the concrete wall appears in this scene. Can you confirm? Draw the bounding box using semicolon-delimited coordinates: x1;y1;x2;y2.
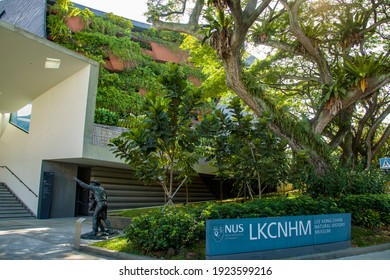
0;65;94;215
40;161;78;218
0;113;10;137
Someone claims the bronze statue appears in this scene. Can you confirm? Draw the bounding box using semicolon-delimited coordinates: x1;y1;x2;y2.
74;177;116;238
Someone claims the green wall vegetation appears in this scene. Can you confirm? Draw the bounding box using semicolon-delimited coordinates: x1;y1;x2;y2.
46;0;203;126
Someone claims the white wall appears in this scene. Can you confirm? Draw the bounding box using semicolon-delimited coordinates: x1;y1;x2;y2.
0;113;10;137
0;65;93;214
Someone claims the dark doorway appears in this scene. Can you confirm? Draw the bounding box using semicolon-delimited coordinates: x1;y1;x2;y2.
75;167;91;216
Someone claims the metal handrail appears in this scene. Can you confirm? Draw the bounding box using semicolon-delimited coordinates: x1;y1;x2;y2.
0;166;38;197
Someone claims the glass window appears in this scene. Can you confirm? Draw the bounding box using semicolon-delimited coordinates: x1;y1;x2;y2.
10;104;32;133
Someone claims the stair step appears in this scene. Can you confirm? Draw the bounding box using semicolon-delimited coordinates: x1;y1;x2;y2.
0;205;27;209
0;182;35;219
0;213;35;219
0;194;15;198
0;209;30;214
0;200;21;207
0;197;19;201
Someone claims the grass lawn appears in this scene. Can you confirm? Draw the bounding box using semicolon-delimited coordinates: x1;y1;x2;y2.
92;237;206;259
351;225;390;247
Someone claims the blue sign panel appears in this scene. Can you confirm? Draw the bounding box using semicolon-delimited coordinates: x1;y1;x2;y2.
380;158;390;170
312;214;351;244
206;213;351;256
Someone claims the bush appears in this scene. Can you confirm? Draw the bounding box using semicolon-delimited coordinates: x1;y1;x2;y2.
198;196;340;220
338;194;390;227
125;209;205;253
94;107;119;126
124;194;390;254
305;167;387;198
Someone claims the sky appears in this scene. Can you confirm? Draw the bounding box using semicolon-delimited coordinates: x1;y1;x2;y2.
72;0;149;23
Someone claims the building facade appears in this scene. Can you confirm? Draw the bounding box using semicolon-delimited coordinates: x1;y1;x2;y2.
0;0;215;219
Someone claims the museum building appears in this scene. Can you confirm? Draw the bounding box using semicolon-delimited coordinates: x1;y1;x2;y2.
0;0;216;219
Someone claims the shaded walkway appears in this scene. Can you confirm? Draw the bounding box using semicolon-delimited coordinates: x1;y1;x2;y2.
0;217;113;260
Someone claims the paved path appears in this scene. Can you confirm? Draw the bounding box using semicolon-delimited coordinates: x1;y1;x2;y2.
338;249;390;260
0;217;113;260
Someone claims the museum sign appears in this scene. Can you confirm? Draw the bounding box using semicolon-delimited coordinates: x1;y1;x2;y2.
206;213;351;259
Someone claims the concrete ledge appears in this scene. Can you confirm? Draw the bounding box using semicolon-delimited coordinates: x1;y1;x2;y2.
79;244;155;260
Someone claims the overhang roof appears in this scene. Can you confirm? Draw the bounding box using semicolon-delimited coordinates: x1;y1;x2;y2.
0;20;97;113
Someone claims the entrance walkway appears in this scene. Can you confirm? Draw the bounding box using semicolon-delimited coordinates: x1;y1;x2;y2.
0;217;113;260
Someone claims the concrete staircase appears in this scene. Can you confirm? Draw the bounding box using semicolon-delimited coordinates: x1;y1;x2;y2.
0;183;35;219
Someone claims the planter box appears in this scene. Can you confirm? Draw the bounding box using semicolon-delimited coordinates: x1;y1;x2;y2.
142;42;189;64
103;52;137;72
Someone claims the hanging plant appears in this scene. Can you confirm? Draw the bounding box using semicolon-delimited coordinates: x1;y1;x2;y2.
344;54;387;93
201;7;233;57
251;21;275;44
335;7;365;49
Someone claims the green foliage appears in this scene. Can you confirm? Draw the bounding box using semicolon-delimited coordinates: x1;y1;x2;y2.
46;14;71;41
197;196;340;220
147;0;390;180
125;208;205;252
139;28;185;48
94;108;119;126
94;13;133;36
343;54;388;92
197;97;290;198
334;5;365;49
180;35;229;99
49;0;88;18
47;0;93;41
47;1;192;125
70;29;145;63
303;166;387;198
96;70;144;118
110;64;204;204
338;194;390;227
123;194;390;254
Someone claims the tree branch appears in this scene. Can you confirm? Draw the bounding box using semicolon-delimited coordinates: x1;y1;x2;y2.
188;0;205;25
372;123;390;157
281;0;332;84
367;105;390;158
313;73;390;134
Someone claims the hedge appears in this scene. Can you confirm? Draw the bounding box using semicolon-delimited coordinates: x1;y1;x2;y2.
125;194;390;253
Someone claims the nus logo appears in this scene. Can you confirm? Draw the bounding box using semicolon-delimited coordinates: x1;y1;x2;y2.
212;223;245;242
225;224;244;234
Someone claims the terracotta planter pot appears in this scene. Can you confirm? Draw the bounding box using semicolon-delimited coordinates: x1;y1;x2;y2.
65;16;86;33
103;52;125;72
145;42;189;64
103;52;137;72
188;76;202;87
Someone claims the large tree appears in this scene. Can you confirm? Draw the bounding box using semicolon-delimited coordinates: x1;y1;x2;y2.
145;0;390;175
